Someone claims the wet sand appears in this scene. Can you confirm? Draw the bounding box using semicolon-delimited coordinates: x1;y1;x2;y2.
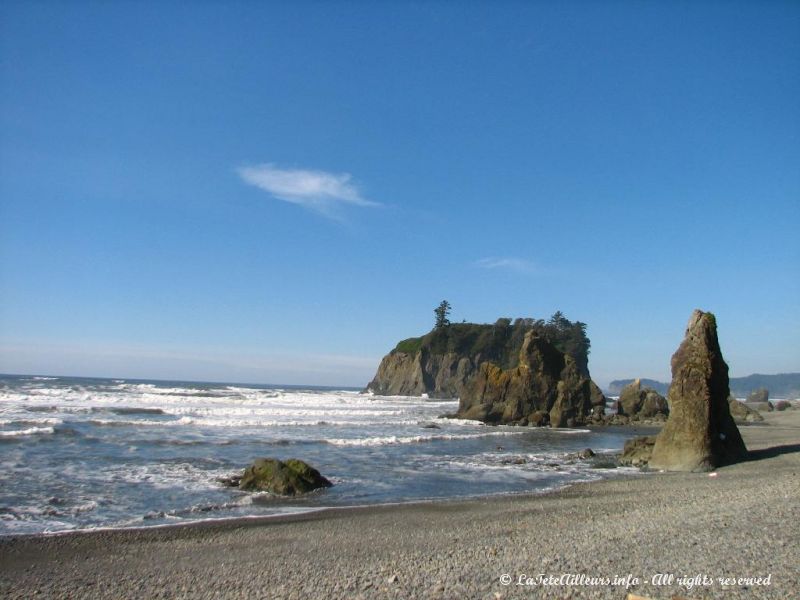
1;411;798;599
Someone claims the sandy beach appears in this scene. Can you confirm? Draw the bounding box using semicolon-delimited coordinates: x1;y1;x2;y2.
1;411;798;600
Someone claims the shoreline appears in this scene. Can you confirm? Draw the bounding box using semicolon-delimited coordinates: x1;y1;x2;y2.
0;424;657;542
2;411;798;599
0;460;650;542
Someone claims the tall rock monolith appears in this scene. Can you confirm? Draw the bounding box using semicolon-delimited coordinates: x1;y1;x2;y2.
649;310;748;472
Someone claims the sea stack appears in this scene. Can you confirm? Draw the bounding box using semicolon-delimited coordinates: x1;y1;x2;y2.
649;310;748;472
367;315;603;427
457;330;592;427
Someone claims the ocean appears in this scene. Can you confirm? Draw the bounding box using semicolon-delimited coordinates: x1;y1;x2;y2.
0;374;637;535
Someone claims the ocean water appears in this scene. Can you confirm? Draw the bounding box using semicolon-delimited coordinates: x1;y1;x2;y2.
0;375;638;535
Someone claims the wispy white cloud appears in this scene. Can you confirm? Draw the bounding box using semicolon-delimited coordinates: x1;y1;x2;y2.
238;163;378;218
473;257;538;273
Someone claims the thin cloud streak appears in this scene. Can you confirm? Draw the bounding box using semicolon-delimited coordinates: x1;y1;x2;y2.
473;257;538;274
238;163;379;218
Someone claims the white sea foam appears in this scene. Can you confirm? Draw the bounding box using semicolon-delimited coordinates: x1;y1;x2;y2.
4;383;461;433
91;461;233;491
438;417;485;427
550;428;592;434
325;430;525;447
0;426;55;438
88;418;178;427
0;418;62;426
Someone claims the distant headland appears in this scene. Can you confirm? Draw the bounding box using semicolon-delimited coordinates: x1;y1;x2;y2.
608;372;800;399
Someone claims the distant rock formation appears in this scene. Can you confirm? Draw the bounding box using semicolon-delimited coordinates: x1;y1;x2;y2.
734;374;800;399
232;458;332;496
747;388;769;404
608;378;669;396
728;397;764;423
610;373;800;399
649;310;748;472
617;379;669;420
455;330;594;427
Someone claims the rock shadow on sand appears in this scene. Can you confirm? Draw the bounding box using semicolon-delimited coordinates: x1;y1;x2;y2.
744;443;800;462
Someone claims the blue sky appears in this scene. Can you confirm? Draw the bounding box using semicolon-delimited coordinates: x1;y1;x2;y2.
1;1;798;387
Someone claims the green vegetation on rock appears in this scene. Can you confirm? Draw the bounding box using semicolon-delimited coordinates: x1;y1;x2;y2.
434;300;452;329
394;337;423;354
388;313;590;375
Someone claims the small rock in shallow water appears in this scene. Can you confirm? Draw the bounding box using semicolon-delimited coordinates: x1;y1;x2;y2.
217;475;242;488
237;458;332;496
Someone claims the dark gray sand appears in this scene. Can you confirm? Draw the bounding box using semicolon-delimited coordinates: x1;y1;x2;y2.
2;411;798;599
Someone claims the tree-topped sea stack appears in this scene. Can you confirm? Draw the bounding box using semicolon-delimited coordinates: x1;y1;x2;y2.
649;310;748;472
367;312;604;427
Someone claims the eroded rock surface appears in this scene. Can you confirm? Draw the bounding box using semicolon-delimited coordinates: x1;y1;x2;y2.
649;310;748;472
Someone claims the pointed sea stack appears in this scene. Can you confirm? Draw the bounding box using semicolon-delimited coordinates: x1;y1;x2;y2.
649;310;748;472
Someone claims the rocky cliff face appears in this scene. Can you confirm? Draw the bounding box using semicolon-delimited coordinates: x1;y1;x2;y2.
649;310;748;472
367;350;478;398
456;331;595;427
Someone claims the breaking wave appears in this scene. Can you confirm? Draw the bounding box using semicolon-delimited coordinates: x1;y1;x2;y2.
325;430;525;446
0;426;56;438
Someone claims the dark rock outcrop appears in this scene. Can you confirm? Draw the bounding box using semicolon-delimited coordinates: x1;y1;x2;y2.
649;310;748;472
773;400;792;412
604;413;630;426
236;458;332;496
728;397;764;423
619;436;657;467
589;381;607;417
617;379;669;420
455;331;593;427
